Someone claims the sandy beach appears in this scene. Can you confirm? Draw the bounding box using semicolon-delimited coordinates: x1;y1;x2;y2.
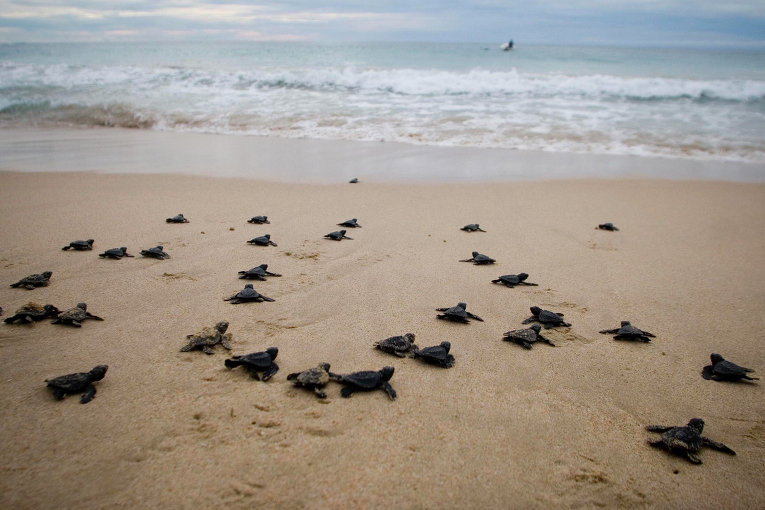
0;133;764;508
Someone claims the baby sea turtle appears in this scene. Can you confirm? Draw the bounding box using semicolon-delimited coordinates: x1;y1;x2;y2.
4;302;60;324
51;303;103;327
491;273;538;288
598;223;619;231
436;302;483;323
461;224;486;232
330;366;396;400
646;418;736;464
180;321;232;354
62;239;94;251
337;218;361;228
99;247;134;259
459;251;495;264
166;213;189;223
247;234;277;246
324;229;352;241
599;321;655;342
224;283;274;304
287;363;332;398
247;216;270;224
412;341;455;368
702;354;758;382
522;306;571;329
46;365;108;404
238;264;282;280
225;347;279;381
10;271;52;290
349;177;359;183
140;246;170;259
374;333;418;357
503;324;554;349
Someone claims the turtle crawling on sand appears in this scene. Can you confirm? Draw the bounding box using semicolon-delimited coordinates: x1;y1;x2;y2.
180;321;232;354
599;321;655;342
99;247;134;259
646;418;736;464
349;178;358;183
412;342;454;368
166;213;189;223
238;264;282;280
62;239;94;251
10;271;52;290
522;306;571;329
459;251;495;265
247;234;277;247
461;224;486;232
140;245;170;259
337;218;361;228
702;354;758;382
51;303;103;327
46;365;108;404
4;302;60;324
224;283;274;304
225;347;279;381
491;273;538;288
503;324;554;349
436;302;483;323
598;223;619;231
330;366;396;400
324;229;352;241
287;363;332;398
248;216;270;224
374;333;417;358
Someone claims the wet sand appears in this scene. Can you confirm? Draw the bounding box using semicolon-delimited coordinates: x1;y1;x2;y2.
0;160;764;508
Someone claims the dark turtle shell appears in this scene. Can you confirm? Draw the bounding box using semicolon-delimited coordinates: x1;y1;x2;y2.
226;350;276;370
374;333;417;356
10;271;52;289
248;216;270;224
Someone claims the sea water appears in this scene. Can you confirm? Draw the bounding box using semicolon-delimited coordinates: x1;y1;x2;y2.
1;41;764;164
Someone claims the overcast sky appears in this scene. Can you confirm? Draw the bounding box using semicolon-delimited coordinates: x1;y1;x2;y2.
1;1;764;48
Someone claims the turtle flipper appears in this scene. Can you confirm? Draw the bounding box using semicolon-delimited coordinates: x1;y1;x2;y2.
260;295;275;302
701;437;736;455
220;333;232;350
466;312;483;322
382;381;397;400
539;335;555;347
180;344;194;352
24;284;35;290
269;241;278;246
262;363;279;381
458;258;473;262
340;386;355;398
520;282;538;286
51;387;66;400
646;425;673;432
521;341;532;350
599;328;620;334
202;346;215;355
286;372;299;380
441;355;455;368
313;387;327;399
522;317;535;324
686;452;703;464
86;313;104;321
80;384;97;404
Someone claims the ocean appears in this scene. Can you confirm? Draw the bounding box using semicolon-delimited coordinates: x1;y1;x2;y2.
1;41;765;164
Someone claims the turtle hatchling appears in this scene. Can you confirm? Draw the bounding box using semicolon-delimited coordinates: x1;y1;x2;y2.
330;366;396;400
522;306;571;329
180;321;232;354
459;251;495;264
412;341;455;368
247;234;277;246
238;264;282;280
46;365;108;404
503;324;554;349
4;302;60;324
10;271;52;290
62;239;94;251
140;245;170;259
224;283;274;304
349;177;359;183
324;229;352;241
646;418;736;464
52;303;103;327
337;218;361;228
99;247;134;259
491;273;538;288
287;363;332;398
374;333;418;357
166;213;189;223
461;224;486;232
702;354;758;382
436;302;483;323
247;216;270;224
225;347;279;381
599;321;655;342
598;222;619;231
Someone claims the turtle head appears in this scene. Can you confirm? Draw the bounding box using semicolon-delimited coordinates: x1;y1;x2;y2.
440;341;451;352
89;365;108;380
517;273;529;280
266;347;278;359
339;230;346;235
86;239;94;245
43;304;60;314
259;264;268;269
687;418;704;433
244;284;254;289
215;321;229;333
456;302;467;309
156;245;164;250
620;321;631;326
319;362;331;372
42;271;53;279
380;366;394;381
120;247;128;252
403;333;416;343
76;302;87;310
472;251;479;257
710;353;724;365
264;234;270;239
530;306;541;315
530;324;541;333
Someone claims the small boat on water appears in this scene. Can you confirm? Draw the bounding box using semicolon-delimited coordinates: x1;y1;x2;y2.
500;40;514;51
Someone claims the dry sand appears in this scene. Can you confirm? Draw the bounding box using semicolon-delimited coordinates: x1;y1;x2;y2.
0;167;764;508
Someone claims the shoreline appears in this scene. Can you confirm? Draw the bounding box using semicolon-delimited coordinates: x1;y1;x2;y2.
1;126;764;183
